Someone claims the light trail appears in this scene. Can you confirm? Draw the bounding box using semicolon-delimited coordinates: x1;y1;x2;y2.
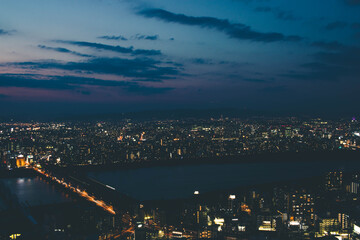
32;167;116;215
106;185;116;190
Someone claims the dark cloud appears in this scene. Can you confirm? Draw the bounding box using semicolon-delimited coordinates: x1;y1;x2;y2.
281;67;342;82
77;90;91;95
342;0;360;5
6;56;179;82
0;74;173;95
38;45;91;57
284;44;360;82
325;21;348;30
311;41;345;51
56;40;162;56
255;7;297;21
191;58;213;65
314;47;360;71
300;41;360;81
0;29;10;35
98;35;128;41
0;74;76;90
125;85;173;95
351;22;360;29
133;34;159;40
275;11;296;21
132;78;163;82
354;32;360;40
138;8;302;43
242;78;268;83
254;6;272;12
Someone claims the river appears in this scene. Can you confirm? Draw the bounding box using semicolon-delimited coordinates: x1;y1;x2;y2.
88;159;360;200
0;176;72;206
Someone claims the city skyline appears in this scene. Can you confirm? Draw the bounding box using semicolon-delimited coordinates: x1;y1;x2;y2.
2;2;360;238
2;116;360;239
1;0;360;117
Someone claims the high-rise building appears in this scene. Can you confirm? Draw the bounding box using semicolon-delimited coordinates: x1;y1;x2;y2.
350;174;360;194
338;213;349;231
228;195;236;211
288;189;315;226
16;154;26;168
351;182;359;194
319;218;339;235
325;172;343;191
285;127;293;138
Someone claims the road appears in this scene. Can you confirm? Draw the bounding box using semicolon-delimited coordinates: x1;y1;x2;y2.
32;167;116;215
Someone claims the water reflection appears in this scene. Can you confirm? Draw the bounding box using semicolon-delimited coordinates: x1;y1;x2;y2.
1;176;72;206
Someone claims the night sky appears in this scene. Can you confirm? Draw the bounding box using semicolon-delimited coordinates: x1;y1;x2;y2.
1;0;360;117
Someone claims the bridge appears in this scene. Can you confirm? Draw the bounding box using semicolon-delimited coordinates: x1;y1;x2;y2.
33;167;116;215
31;165;137;216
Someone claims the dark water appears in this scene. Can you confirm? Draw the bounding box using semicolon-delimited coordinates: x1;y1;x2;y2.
1;176;72;206
89;160;360;201
0;198;6;211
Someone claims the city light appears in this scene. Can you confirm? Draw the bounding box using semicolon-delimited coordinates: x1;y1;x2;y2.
32;167;116;215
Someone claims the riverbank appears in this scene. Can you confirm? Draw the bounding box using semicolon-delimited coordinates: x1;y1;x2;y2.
68;150;360;173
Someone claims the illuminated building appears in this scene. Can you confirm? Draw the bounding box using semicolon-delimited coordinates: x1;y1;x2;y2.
325;172;343;191
199;229;212;239
26;155;33;164
288;189;315;226
348;181;360;195
16;155;26;168
354;223;360;238
257;215;277;232
285;127;293;138
193;190;208;226
350;174;360;194
319;218;339;236
214;218;224;227
337;213;349;232
9;234;21;239
241;203;251;215
228;195;236;211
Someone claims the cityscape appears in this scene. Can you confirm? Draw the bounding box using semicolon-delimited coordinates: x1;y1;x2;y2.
0;117;360;167
1;0;360;239
1;116;360;239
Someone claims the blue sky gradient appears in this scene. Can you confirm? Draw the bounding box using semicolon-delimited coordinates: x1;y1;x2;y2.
1;0;360;116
